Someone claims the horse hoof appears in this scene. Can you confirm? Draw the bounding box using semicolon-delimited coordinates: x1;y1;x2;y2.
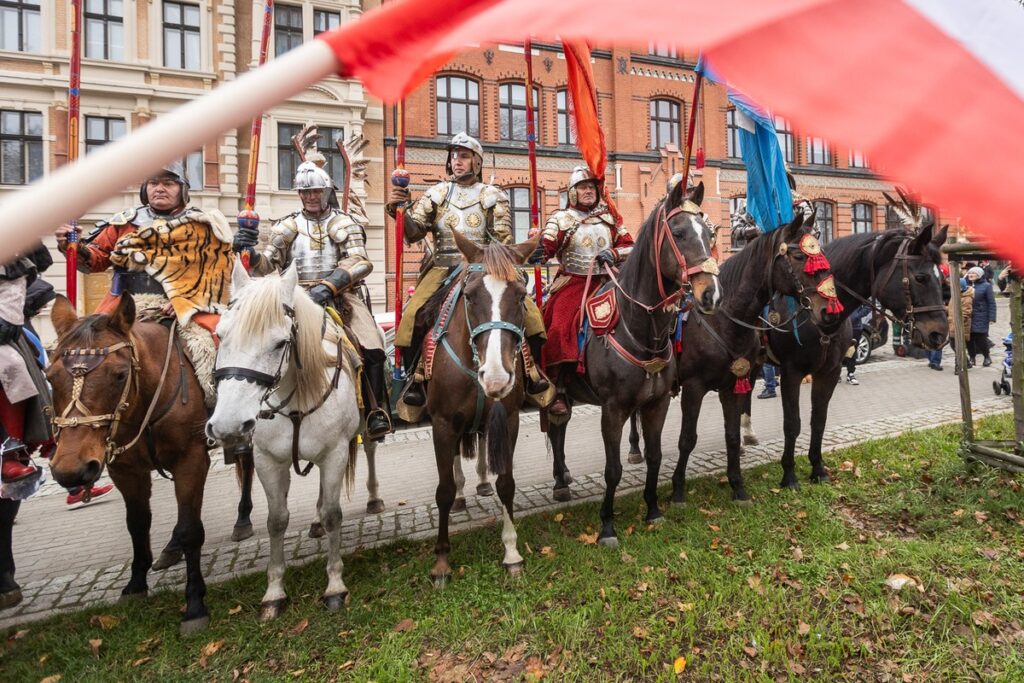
119;589;148;603
179;615;210;635
811;472;831;484
552;487;571;503
366;498;386;514
451;497;467;513
308;522;325;539
646;515;666;526
0;588;23;610
231;523;254;542
598;536;619;550
476;482;494;497
431;573;450;589
152;549;183;571
322;592;349;612
742;435;760;446
504;562;524;577
627;452;644;465
259;598;288;621
780;480;800;491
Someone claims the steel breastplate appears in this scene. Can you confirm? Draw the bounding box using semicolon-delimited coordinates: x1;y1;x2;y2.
434;183;488;267
291;215;341;284
562;216;614;275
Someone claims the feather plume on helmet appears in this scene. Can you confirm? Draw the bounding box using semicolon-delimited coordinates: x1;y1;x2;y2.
882;186;929;232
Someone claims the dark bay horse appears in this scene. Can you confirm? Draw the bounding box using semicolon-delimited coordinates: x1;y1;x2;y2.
547;180;722;548
425;230;539;584
666;212;841;504
48;294;210;634
748;224;948;488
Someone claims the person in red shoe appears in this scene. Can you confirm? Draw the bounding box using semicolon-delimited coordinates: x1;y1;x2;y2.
65;482;114;509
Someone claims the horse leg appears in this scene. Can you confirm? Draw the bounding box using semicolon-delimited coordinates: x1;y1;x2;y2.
808;365;840;483
363;439;385;514
670;383;703;505
451;451;467;513
598;406;628;547
719;390;750;503
548;420;572;502
627;411;643;464
317;452;349;611
232;447;255;542
255;457;291;620
171;444;210;634
308;475;325;538
110;467;153;598
740;390;759;446
778;367;803;490
431;426;458;585
639;398;670;523
475;434;494;497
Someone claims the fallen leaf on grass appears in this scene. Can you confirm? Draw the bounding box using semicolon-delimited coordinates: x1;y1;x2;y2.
577;532;598;545
201;640;225;657
40;676;62;683
795;511;808;519
707;524;720;532
972;610;999;629
632;626;649;640
678;550;688;561
540;546;555;558
834;542;851;551
553;513;564;523
798;621;811;636
976;547;1002;561
839;460;855;472
673;656;687;674
746;575;764;595
12;629;29;640
883;574;923;593
290;669;305;677
952;509;965;517
338;660;354;671
677;602;695;612
132;657;151;667
88;639;102;657
228;605;243;615
742;645;758;658
394;618;416;633
791;546;804;561
287;619;309;636
89;615;121;630
974;511;989;524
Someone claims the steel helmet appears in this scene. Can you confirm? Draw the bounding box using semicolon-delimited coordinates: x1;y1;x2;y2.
445;132;484;182
139;159;189;206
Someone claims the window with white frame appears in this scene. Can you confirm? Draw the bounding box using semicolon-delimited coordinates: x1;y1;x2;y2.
649;98;680;150
499;83;539;142
163;1;201;70
84;0;124;60
556;89;575;146
849;149;869;168
313;9;339;35
0;110;43;185
852;202;873;233
182;149;203;189
0;0;40;53
726;109;741;158
813;200;834;243
774;116;794;164
648;42;677;59
508;186;532;242
84;115;126;155
435;75;479;138
806;136;831;165
277;123;345;190
274;4;303;57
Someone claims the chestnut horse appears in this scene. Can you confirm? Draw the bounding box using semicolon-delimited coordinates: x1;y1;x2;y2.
48;294;210;634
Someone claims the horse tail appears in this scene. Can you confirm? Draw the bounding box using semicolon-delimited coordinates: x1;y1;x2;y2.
486;402;511;476
460;433;476;461
344;437;359;499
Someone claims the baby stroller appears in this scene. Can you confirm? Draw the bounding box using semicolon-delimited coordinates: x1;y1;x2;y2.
993;332;1013;396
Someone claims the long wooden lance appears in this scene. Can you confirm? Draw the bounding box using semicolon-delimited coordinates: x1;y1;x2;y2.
65;0;82;309
681;68;704;192
236;0;276;271
391;101;409;378
523;38;543;308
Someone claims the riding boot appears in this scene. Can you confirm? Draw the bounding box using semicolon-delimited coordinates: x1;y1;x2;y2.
549;365;570;416
0;498;21;609
222;440;252;466
401;349;427;407
362;350;393;441
0;422;35;485
524;335;551;395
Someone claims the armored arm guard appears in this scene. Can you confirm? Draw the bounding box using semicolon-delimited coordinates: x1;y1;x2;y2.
482;185;513;245
404;191;438;243
320;217;373;295
541;212;566;261
254;216;298;276
612;224;635;262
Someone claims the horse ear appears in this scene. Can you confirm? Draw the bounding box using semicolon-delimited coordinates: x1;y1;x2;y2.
51;294;78;338
781;211;804;242
108;293;136;335
511;236;541;265
231;257;251;295
908;222;933;255
686;181;705;207
932;223;949;247
453;228;483;263
281;261;299;302
803;207;817;228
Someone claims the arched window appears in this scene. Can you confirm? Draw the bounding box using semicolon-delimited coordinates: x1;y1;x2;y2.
852;202;874;234
556;90;575;145
499;83;539;142
649;98;681;150
436;75;480;138
507;186;533;241
813;200;835;243
726;109;741;158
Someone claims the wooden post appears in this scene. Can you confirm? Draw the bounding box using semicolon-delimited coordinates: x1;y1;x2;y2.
1009;273;1023;450
950;259;973;444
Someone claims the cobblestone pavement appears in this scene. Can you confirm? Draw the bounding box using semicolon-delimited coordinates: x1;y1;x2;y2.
1;326;1013;630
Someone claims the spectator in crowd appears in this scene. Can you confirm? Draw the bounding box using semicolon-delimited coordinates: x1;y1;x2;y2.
758;362;778;399
967;266;996;367
927;263;952;371
843;304;870;384
949;275;974;373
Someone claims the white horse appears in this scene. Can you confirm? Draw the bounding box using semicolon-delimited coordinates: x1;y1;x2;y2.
207;262;363;619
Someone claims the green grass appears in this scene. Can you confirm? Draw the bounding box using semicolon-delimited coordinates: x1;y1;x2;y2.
3;415;1024;681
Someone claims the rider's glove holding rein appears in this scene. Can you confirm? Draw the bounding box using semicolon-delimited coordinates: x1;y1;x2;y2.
308;284;334;307
232;227;259;251
595;249;617;269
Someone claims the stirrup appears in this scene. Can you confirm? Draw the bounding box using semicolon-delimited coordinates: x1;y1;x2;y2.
403;381;426;407
365;408;393;441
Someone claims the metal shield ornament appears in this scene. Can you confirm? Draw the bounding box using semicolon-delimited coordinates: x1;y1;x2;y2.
700;258;720;276
768;310;782;326
799;233;822;256
817;275;838;299
729;357;751;378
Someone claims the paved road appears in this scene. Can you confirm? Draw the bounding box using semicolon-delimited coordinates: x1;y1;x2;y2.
1;304;1014;629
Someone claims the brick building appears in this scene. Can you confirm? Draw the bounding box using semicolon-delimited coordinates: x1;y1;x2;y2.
381;42;923;309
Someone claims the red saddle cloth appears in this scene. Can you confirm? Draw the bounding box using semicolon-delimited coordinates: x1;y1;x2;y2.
585;288;619;336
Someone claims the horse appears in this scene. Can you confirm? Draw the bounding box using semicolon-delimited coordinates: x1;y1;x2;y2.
206;262;365;619
745;224;949;488
547;180;723;548
422;230;539;584
663;211;842;504
47;294;211;634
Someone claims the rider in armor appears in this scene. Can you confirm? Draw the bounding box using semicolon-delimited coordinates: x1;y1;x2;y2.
232;161;392;440
540;166;634;416
387;133;550;408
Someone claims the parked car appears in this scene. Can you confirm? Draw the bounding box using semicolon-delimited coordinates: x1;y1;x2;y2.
856;309;889;363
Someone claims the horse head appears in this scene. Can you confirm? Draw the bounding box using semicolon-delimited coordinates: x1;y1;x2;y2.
769;210;843;332
47;293;138;489
207;261;331;444
873;223;949;350
453;229;538;400
661;180;722;314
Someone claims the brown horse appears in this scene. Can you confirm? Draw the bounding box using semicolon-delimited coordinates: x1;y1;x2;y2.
423;230;539;584
48;294;210;634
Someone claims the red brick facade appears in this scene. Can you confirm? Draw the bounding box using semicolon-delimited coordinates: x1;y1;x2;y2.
382;43;915;310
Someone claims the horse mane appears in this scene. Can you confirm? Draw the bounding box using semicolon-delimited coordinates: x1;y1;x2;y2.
232;273;331;412
717;229;780;295
826;228;941;274
615;197;664;293
54;314;110;353
481;242;521;282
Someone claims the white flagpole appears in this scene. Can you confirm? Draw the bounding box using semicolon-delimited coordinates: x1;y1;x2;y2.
0;40;339;260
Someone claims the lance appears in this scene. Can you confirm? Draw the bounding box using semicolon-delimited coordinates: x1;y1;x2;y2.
236;0;276;271
65;0;82;309
523;38;543;308
681;66;704;191
391;101;409;378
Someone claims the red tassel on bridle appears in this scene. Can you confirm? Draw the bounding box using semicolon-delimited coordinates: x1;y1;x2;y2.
826;297;844;315
804;252;831;275
734;375;752;395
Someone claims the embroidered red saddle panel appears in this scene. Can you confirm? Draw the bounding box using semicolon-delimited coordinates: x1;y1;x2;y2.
585;289;619;336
